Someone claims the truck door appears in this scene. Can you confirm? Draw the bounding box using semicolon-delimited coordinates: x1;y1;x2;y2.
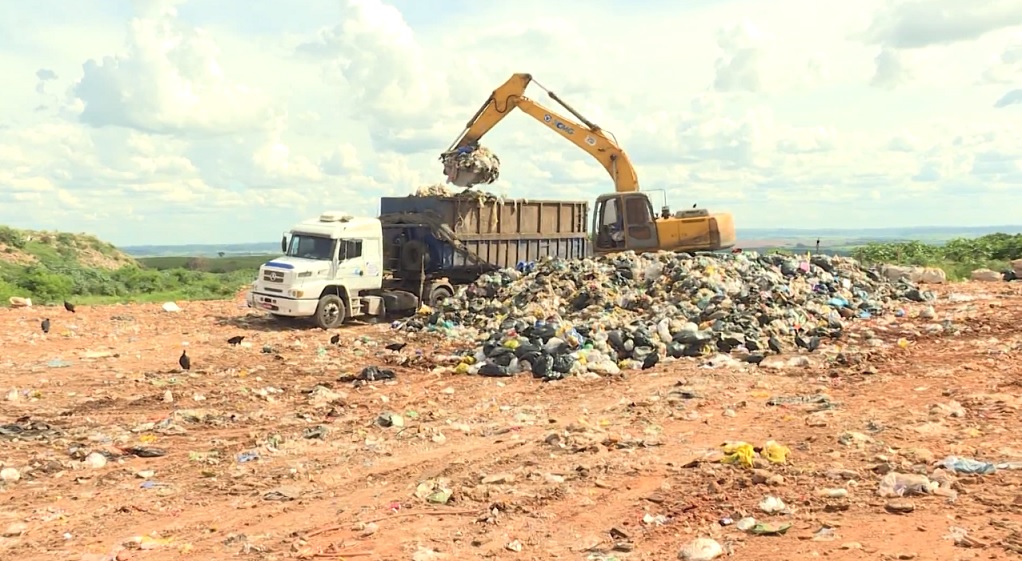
336;239;365;282
620;194;660;251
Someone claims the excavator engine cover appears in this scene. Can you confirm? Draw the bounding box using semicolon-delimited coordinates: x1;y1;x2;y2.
400;240;431;272
676;209;710;218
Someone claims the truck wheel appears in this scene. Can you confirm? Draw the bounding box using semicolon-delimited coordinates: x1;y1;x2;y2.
315;294;347;329
428;285;453;307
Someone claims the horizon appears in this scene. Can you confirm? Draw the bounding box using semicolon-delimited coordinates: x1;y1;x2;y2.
115;223;1022;250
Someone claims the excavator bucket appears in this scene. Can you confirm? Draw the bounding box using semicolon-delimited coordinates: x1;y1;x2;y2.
446;167;487;188
441;146;501;187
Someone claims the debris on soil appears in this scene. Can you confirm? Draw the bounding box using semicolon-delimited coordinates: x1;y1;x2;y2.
0;283;1019;561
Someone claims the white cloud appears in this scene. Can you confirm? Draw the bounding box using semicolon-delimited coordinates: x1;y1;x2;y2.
0;0;1019;246
861;1;1022;90
862;1;1022;49
713;21;770;93
70;0;272;135
981;38;1022;84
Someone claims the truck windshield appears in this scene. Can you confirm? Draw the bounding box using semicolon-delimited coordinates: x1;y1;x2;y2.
287;235;334;261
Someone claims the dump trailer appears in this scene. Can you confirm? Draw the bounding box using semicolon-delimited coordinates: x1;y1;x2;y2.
245;196;590;329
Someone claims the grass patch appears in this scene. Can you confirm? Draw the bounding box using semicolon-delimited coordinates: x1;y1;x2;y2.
138;254;274;273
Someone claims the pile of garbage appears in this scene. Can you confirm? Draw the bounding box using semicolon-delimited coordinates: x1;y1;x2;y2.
441;145;500;187
403;251;936;379
413;183;504;203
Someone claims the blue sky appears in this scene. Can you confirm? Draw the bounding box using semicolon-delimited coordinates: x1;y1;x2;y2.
0;0;1020;245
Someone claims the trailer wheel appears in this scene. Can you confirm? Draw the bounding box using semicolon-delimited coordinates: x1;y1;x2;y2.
400;241;430;272
314;294;347;329
428;285;453;308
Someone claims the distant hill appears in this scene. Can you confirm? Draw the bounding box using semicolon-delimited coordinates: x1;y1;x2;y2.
0;226;136;269
737;225;1022;251
122;242;280;258
120;225;1022;257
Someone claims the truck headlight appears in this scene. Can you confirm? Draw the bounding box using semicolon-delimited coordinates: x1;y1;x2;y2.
288;289;305;298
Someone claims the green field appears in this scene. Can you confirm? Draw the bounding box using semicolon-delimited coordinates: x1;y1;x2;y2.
138;254;274;273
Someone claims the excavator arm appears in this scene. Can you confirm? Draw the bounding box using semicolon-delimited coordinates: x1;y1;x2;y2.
443;73;640;192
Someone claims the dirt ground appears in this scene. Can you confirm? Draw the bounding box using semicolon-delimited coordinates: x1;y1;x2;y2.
2;283;1022;561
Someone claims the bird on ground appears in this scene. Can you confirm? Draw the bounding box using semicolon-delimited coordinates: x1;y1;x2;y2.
179;350;191;371
641;351;660;370
329;334;340;345
41;318;50;333
806;336;821;352
767;336;783;354
385;342;406;352
64;301;75;313
227;335;245;345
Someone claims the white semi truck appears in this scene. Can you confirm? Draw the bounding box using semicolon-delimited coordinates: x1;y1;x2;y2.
245;211;453;329
245;197;591;329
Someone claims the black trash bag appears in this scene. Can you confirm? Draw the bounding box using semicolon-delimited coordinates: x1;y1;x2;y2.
514;342;542;359
666;342;686;359
682;343;704;357
631;329;655;349
523;352;553;379
607;330;627;357
487;347;515;367
477;363;512;377
551;354;574;374
531;323;557;342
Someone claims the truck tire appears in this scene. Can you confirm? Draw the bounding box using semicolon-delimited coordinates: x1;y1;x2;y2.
428;285;453;307
314;294;347;329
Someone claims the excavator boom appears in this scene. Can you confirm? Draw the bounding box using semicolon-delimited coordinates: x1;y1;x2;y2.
446;73;639;192
442;73;737;255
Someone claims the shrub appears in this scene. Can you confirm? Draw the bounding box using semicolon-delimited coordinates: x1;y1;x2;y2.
851;233;1022;280
0;262;255;305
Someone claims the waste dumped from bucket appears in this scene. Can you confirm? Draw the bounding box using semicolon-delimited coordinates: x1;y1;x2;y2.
441;145;500;188
401;251;936;378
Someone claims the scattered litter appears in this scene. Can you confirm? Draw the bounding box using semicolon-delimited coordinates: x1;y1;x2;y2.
678;537;723;560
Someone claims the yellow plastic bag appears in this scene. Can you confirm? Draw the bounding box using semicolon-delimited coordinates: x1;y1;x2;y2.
721;441;755;468
762;440;790;464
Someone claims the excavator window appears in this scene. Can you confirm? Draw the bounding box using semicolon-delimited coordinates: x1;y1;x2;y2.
624;197;652;225
596;198;625;249
623;197;655;241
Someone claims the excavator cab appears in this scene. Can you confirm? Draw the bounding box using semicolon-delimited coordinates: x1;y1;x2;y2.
593;193;661;254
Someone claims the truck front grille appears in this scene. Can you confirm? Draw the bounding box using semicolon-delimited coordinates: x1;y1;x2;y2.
262;270;285;283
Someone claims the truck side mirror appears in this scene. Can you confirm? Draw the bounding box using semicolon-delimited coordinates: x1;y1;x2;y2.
280;235;287;253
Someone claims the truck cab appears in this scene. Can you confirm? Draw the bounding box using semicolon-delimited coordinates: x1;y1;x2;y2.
246;212;388;328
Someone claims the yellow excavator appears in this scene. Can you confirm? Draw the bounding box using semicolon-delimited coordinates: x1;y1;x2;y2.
440;73;736;255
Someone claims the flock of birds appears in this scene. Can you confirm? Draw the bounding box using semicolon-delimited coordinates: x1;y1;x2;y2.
37;302;417;377
38;297;820;374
